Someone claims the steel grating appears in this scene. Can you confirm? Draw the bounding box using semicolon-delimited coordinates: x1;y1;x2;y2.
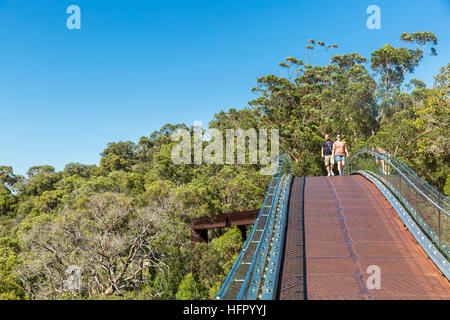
278;177;306;300
280;175;450;300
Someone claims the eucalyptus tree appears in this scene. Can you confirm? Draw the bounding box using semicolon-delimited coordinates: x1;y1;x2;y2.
370;32;438;121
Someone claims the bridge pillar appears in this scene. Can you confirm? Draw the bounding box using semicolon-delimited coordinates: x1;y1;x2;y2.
238;225;247;242
190;229;208;248
190;210;259;248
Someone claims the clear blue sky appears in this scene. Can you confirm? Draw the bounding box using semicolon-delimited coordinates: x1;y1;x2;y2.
0;0;449;176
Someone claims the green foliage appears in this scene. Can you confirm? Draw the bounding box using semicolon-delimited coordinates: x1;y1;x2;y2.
38;190;64;214
100;141;137;172
444;174;450;198
368;63;449;191
0;238;26;300
0;32;447;300
0;277;26;300
17;167;61;196
27;165;55;177
176;273;207;300
0;166;21;188
174;226;244;300
370;32;438;121
0;186;18;217
63;163;98;178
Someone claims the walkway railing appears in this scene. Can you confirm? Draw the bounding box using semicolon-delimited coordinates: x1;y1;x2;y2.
216;154;293;300
345;148;449;259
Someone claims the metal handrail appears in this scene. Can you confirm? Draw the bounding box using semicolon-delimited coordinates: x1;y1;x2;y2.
236;164;286;299
238;174;286;300
346;148;449;259
389;153;450;202
355;146;450;204
357;169;450;280
216;154;291;299
260;173;293;299
216;158;281;299
216;153;294;300
347;149;449;216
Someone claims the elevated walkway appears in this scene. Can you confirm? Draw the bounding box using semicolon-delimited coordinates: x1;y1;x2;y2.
279;176;450;300
216;150;450;300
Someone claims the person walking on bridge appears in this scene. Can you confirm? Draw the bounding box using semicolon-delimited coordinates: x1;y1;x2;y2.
332;134;349;176
373;146;388;175
321;134;335;176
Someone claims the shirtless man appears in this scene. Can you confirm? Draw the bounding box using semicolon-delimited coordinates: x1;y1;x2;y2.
373;146;388;175
332;134;349;176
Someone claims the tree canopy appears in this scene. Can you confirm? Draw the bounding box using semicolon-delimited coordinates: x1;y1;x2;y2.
0;32;448;300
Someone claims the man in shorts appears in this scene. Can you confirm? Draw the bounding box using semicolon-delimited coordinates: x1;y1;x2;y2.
332;134;349;176
321;134;335;176
373;146;389;175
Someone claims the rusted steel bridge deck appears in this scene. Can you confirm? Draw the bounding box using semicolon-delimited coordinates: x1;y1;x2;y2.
280;175;450;300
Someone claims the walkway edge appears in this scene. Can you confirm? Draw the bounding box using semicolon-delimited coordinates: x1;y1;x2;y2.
356;170;450;282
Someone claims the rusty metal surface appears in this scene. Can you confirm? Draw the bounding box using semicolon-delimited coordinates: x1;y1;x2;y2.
279;175;450;300
191;210;259;230
304;175;450;300
191;210;259;248
278;177;306;300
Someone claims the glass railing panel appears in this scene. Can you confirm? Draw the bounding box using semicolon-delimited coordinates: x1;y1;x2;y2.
346;148;449;259
217;153;294;300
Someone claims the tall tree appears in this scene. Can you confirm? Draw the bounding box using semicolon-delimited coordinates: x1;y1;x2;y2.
370;32;437;121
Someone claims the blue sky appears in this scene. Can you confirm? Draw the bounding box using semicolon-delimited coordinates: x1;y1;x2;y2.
0;0;449;176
